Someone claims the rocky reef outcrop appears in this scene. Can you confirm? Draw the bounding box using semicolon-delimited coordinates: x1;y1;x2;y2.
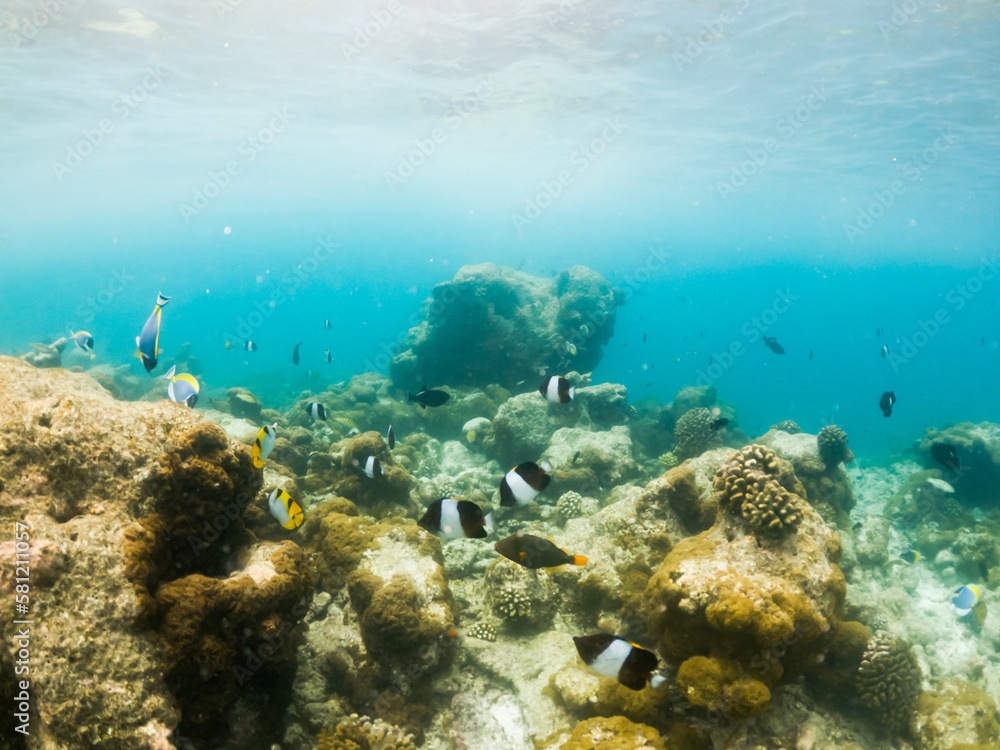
388;264;622;391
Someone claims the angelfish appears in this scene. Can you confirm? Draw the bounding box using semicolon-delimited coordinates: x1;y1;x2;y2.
268;488;304;530
252;424;277;468
162;365;199;408
879;391;896;417
136;292;170;373
573;634;666;691
499;462;551;506
539;375;574;403
361;455;382;479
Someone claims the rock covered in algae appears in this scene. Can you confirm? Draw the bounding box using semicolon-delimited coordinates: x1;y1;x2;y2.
910;678;1000;749
759;427;856;518
537;715;666;750
673;407;723;460
388;263;622;391
918;421;1000;506
645;446;845;718
0;356;298;748
318;714;415;750
856;630;923;735
19;337;67;368
817;424;853;466
227;385;263;420
315;431;415;516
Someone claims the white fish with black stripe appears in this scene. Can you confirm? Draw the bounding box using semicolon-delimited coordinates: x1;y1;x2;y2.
499;461;551;506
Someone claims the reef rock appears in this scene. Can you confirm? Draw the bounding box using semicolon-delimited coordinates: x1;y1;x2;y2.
389;263;621;391
911;678;1000;749
227;386;263;420
918;422;1000;506
20;337;67;368
644;445;846;720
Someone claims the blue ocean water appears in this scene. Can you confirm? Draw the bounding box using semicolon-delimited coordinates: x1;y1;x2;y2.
1;0;998;461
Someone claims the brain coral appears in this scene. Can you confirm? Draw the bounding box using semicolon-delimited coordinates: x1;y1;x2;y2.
674;407;723;460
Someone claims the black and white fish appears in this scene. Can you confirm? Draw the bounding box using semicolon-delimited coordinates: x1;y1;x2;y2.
931;443;961;473
324;319;331;330
418;498;495;539
305;402;326;421
881;344;889;359
386;425;395;449
292;342;303;365
499;461;551;506
539;375;574;403
325;350;332;364
573;634;666;691
361;455;382;479
243;340;258;352
879;391;895;417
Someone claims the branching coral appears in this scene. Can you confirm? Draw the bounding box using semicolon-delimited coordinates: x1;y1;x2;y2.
467;622;497;641
856;630;922;734
818;425;854;466
318;714;415;750
713;445;804;535
673;408;723;460
556;491;584;521
495;583;532;619
658;451;679;470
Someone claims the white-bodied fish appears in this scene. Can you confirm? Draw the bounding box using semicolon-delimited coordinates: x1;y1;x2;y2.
252;423;278;468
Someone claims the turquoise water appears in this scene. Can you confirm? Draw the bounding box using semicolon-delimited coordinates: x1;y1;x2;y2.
1;0;998;459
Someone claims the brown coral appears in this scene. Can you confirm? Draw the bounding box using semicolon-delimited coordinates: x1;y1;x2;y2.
818;424;854;466
318;431;415;516
856;630;922;735
318;714;415;750
712;445;805;535
673;408;723;460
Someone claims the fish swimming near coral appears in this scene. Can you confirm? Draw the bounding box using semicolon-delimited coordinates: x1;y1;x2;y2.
408;387;450;408
292;342;302;365
953;585;988;626
69;330;94;354
305;401;326;421
268;488;304;530
494;531;587;569
500;462;551;506
386;425;395;449
710;417;729;431
135;292;170;373
879;391;895;418
162;365;199;408
930;443;961;473
539;375;574;403
763;336;784;354
361;455;382;479
418;498;495;539
252;424;277;468
900;550;920;565
573;634;666;691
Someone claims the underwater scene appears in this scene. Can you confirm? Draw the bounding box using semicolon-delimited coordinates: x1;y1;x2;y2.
2;0;1000;748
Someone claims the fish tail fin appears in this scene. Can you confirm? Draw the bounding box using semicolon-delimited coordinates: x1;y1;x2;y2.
156;293;171;307
484;513;496;534
650;675;666;688
572;555;588;566
162;364;177;380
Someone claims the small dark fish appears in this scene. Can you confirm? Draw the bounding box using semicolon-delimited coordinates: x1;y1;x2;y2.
763;337;785;355
325;350;332;363
710;417;729;431
244;340;258;352
931;443;961;473
982;336;986;346
643;333;647;344
571;451;581;464
852;522;862;530
881;344;889;359
387;425;395;450
494;531;587;569
292;342;303;365
809;348;813;360
879;391;896;418
408;388;450;409
324;319;331;330
900;550;920;565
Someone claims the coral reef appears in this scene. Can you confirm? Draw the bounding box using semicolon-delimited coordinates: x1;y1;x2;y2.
537;716;666;750
467;622;497;641
556;491;584;524
713;444;806;536
388;263;622;391
658;451;679;470
673;407;723;460
818;425;853;466
760;428;856;520
318;714;415;750
228;386;263;420
485;558;555;632
20;337;67;368
772;419;802;434
310;431;415;517
856;630;923;734
645;446;845;720
918;422;1000;506
911;679;1000;749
